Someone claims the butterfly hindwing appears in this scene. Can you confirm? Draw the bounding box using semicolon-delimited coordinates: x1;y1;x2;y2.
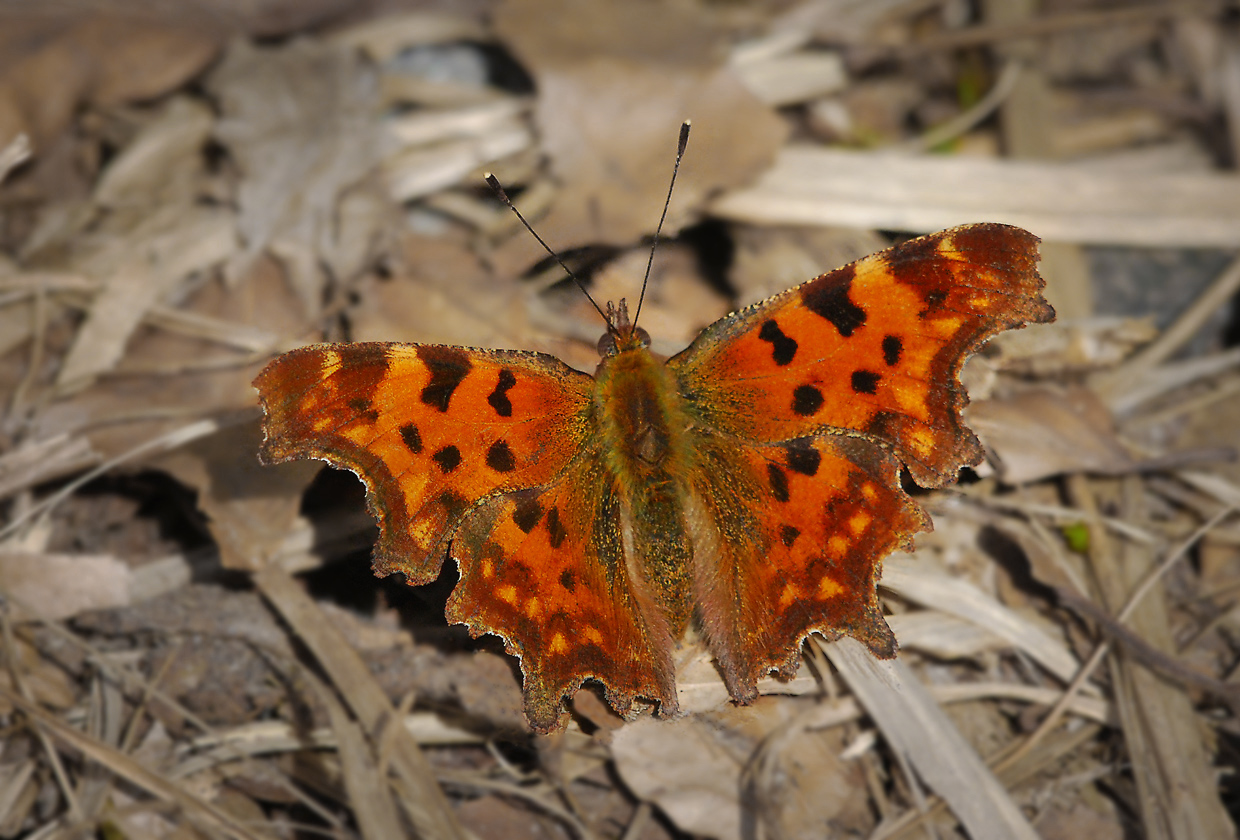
688;431;929;699
670;224;1054;486
448;449;678;733
254;342;593;583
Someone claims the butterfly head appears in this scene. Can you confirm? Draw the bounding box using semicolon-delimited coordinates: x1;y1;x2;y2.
598;299;652;357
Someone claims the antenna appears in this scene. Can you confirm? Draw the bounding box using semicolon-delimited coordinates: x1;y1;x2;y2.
485;119;692;334
484;173;611;327
633;120;691;328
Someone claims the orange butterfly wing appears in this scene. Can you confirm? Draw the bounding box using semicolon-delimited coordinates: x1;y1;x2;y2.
448;452;677;732
256;343;677;732
670;224;1053;697
672;224;1053;486
255;343;593;582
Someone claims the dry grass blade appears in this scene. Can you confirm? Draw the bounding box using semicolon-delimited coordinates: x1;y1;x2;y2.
253;566;467;840
0;133;30;183
1065;476;1235;839
825;638;1039;840
882;555;1088;686
711;147;1240;246
1092;253;1240;413
0;419;219;543
312;667;407;840
0;684;271;840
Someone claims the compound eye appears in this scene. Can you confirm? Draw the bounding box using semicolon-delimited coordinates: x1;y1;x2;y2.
633;327;651;349
597;332;617;357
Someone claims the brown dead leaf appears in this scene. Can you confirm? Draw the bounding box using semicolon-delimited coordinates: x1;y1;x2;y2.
208;38;392;317
154;418;319;573
457;795;570;840
968;386;1136;484
612;714;745;840
0;13;222;151
492;0;786;267
0;552;130;621
55;203;236;392
349;230;513;347
612;698;869;840
37;254;302;460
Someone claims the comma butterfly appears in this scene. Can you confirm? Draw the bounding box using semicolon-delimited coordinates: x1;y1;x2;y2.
254;125;1054;733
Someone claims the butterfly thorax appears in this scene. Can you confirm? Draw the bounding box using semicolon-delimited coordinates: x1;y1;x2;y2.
593;329;696;631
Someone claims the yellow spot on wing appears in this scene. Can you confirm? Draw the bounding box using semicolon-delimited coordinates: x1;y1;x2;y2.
818;575;844;598
321;348;343;374
894;383;928;419
525;598;542;619
848;511;872;536
910;427;936;458
584;626;604;645
409;517;434;546
932;316;963;337
779;583;801;608
481;559;494;579
828;535;848;556
497;585;517;605
549;632;568;654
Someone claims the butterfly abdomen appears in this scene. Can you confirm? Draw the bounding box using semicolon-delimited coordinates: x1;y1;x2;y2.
593;343;697;631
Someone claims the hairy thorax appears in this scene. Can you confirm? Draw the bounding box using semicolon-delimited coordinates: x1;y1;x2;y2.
595;347;687;476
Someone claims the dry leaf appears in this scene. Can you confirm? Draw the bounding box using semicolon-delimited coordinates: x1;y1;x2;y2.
492;0;787;265
0;13;221;150
209;38;389;316
0;552;130;620
968;386;1135;483
612;698;868;840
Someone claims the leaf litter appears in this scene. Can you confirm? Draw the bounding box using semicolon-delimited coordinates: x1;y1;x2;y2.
1;2;1239;839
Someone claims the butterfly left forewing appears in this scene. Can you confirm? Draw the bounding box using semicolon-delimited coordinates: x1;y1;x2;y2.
254;342;593;584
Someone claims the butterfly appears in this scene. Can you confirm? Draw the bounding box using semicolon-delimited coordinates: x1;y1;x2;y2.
254;146;1053;733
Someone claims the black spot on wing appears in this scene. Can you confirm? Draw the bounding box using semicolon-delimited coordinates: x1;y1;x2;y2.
346;396;379;423
920;289;948;318
882;335;902;366
436;489;468;521
432;445;461;474
785;444;821;476
559;569;576;592
488;369;516;417
486;440;516;473
417;346;471;412
757;320;798;366
545;506;567;549
801;265;866;337
792;384;824;417
851;370;881;395
512;497;542;533
780;525;800;547
399;423;422;454
767;463;790;503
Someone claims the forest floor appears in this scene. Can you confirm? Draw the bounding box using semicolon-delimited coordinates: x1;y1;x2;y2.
2;1;1240;838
